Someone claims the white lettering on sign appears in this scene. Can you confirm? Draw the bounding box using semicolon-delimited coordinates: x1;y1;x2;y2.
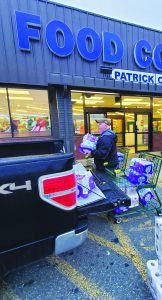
112;69;162;85
0;181;32;195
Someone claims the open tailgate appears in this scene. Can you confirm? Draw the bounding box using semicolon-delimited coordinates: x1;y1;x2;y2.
77;169;131;216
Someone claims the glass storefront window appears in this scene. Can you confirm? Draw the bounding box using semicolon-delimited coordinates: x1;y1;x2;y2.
84;93;120;108
0;88;51;139
0;88;11;138
153;97;162;132
71;92;85;135
122;96;150;108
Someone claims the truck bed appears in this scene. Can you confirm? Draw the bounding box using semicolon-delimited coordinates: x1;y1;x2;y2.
77;169;131;216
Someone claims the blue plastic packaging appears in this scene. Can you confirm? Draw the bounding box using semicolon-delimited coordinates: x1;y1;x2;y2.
139;188;154;206
114;206;129;214
79;133;98;153
127;169;148;185
130;158;154;174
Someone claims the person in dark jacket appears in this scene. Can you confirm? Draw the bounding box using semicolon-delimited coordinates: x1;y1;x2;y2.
86;118;119;171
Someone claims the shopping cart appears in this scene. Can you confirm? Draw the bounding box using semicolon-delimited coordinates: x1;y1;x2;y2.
110;152;162;223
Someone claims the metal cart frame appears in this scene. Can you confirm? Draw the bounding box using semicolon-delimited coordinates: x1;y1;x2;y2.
109;152;162;223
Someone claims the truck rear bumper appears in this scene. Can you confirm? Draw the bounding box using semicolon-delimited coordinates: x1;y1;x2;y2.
55;225;88;255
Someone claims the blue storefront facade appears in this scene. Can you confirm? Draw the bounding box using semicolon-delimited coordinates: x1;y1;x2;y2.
1;0;162;157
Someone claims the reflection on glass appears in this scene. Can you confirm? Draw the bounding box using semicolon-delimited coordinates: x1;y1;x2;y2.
0;88;12;138
153;97;162;132
9;89;51;137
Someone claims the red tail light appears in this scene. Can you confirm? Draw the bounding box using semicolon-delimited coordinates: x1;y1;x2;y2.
38;170;76;210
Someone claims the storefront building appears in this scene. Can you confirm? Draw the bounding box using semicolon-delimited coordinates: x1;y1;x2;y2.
1;0;162;159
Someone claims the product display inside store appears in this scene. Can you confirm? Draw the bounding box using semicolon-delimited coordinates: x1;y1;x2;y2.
0;88;51;138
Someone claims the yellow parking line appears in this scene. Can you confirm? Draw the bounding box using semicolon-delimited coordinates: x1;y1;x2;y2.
121;213;148;223
108;219;147;282
129;220;154;232
0;278;20;300
47;256;115;300
140;237;155;251
89;232;126;257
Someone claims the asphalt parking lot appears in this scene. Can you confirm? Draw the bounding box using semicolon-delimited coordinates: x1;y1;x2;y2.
1;159;162;300
0;207;160;300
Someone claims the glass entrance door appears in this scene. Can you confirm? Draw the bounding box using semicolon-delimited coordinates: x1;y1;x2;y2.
86;113;124;147
87;112;150;152
125;112;150;152
135;113;149;152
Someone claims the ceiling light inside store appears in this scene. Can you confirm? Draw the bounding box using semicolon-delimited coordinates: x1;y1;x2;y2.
122;98;143;102
16;109;28;112
83;96;103;100
26;106;48;111
72;108;83;112
72;99;104;104
7;97;33;100
85;101;104;104
122;101;150;105
0;89;30;95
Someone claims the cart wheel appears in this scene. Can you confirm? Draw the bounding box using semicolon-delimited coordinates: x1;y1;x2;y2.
115;218;122;224
157;211;162;216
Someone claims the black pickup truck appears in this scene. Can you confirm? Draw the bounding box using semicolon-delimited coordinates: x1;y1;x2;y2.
0;140;130;275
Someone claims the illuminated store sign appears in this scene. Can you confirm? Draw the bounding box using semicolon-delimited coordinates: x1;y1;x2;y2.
15;11;162;71
112;69;162;84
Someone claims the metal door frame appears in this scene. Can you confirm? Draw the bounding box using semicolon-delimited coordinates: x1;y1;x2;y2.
85;108;152;152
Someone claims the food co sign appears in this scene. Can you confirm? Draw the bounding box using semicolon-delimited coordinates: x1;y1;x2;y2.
15;11;162;71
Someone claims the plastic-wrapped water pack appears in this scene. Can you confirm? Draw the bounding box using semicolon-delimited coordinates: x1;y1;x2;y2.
79;133;98;154
117;152;124;168
155;217;162;264
114;181;139;214
127;169;148;185
130;157;154;174
138;188;154;206
117;152;124;162
147;259;162;300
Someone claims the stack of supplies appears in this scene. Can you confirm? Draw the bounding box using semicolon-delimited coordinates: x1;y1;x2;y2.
114;179;139;214
127;158;154;185
147;217;162;300
127;157;154;206
73;163;105;206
